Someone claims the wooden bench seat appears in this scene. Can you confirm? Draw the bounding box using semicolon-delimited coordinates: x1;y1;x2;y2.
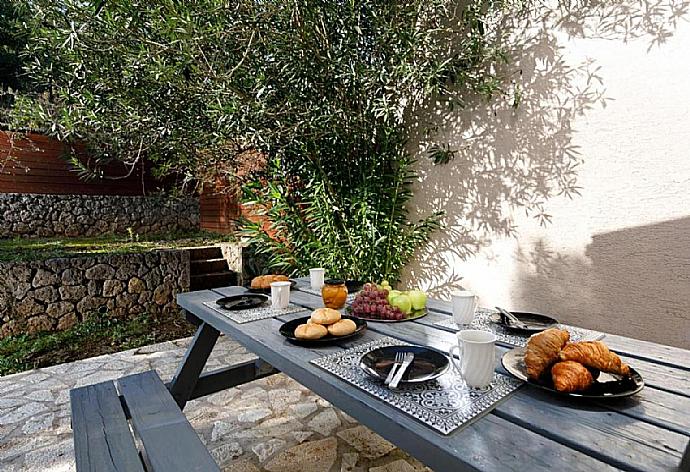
70;370;219;472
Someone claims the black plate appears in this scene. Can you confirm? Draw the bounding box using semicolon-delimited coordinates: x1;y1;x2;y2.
347;307;427;323
360;345;449;384
493;311;558;333
245;279;297;294
279;316;367;345
215;294;268;311
502;347;644;399
345;280;364;292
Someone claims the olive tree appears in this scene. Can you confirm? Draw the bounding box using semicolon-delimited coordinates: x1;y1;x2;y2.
12;0;564;281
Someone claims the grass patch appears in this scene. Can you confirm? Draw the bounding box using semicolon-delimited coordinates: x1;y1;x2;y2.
0;229;232;262
0;311;195;376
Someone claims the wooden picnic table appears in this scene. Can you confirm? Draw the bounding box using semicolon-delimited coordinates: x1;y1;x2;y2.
174;278;690;472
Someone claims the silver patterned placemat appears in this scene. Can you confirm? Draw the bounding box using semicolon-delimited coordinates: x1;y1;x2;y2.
311;337;522;435
432;309;605;347
299;286;359;303
203;301;306;324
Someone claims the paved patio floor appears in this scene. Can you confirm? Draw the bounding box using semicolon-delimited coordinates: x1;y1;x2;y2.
0;335;432;472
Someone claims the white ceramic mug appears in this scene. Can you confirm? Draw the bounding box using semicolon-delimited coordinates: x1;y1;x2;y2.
448;329;496;389
451;291;478;325
270;281;291;310
309;268;325;291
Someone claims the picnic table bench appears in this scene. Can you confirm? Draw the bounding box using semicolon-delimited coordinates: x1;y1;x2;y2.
71;278;690;471
70;370;220;472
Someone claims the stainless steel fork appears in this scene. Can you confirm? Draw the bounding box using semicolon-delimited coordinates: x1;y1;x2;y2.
384;351;404;385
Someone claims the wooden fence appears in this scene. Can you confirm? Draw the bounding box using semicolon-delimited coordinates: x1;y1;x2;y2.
0;132;162;195
1;131;245;233
199;187;240;233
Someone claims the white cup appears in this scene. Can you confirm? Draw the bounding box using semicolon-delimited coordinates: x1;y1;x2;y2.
449;329;496;389
309;268;325;291
270;281;291;310
451;290;478;326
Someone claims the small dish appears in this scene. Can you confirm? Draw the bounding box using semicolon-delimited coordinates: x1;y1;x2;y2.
279;316;367;345
493;310;558;333
344;280;364;293
215;294;268;311
360;345;449;384
502;347;644;399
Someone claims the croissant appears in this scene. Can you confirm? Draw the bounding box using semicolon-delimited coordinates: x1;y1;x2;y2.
525;328;571;380
551;361;594;392
559;341;630;376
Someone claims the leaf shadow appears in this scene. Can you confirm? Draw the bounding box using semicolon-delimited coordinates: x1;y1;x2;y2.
401;0;690;295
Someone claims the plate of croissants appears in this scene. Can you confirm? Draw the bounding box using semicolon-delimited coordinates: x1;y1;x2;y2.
246;274;297;293
279;308;367;345
502;328;644;398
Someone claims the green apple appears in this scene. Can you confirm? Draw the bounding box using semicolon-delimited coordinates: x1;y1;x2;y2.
390;294;412;315
387;289;402;303
408;289;427;310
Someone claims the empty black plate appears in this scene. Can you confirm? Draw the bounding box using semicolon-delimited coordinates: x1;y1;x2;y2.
245;279;297;294
360;345;449;384
279;316;367;345
493;311;558;333
345;280;364;292
216;294;268;311
502;347;644;399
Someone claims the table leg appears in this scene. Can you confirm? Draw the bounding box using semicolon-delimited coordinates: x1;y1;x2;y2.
681;438;690;472
168;321;220;409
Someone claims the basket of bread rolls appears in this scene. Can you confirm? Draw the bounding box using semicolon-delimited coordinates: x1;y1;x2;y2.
279;308;367;344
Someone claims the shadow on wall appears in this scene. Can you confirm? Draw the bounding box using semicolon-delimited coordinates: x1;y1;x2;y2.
515;216;690;349
403;0;690;296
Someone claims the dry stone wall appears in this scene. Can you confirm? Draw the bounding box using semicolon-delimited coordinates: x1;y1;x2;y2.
0;250;190;338
0;193;199;238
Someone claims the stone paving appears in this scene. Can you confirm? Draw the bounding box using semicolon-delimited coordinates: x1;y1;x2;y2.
0;335;433;472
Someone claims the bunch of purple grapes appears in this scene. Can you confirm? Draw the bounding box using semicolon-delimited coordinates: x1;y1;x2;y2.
350;283;405;320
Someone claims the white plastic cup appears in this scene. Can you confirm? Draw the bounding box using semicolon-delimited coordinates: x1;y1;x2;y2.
270;281;291;310
309;268;325;291
449;329;496;389
451;290;478;326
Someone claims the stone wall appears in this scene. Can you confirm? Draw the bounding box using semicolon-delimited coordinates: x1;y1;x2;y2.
0;193;200;238
0;250;190;338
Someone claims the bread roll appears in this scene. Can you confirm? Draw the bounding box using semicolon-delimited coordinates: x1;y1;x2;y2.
294;323;328;340
310;308;341;325
250;275;267;289
327;319;357;336
251;274;290;289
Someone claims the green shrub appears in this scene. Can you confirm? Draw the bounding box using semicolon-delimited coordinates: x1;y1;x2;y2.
0;311;194;376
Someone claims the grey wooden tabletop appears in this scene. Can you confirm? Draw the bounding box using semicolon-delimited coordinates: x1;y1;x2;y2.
177;278;690;472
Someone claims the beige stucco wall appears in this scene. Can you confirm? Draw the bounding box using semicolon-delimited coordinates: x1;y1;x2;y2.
404;3;690;349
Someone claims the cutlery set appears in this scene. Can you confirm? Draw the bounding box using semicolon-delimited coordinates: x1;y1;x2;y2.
385;351;415;389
